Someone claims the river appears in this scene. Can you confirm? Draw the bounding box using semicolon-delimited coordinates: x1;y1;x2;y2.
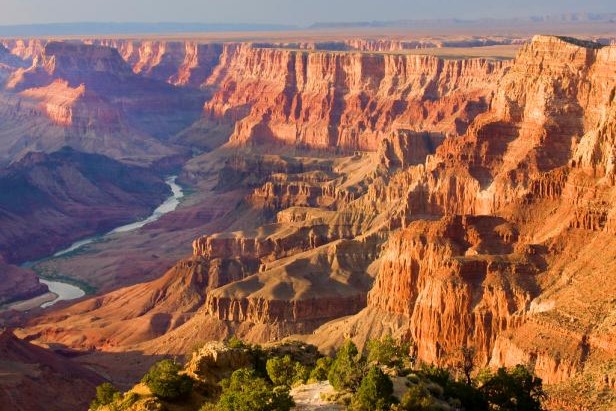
29;175;184;308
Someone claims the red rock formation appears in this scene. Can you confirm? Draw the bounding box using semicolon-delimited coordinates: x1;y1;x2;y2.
367;216;536;365
0;41;205;164
202;43;508;150
0;39;45;65
93;39;224;88
307;36;616;390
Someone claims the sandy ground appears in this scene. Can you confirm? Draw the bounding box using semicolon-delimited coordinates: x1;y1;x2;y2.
7;292;57;311
291;381;344;411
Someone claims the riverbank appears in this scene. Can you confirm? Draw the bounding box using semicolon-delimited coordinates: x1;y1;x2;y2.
10;176;184;311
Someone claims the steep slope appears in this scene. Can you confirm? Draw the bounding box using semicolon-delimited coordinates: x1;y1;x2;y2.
24;257;212;350
0;44;27;81
0;328;104;411
0;147;170;264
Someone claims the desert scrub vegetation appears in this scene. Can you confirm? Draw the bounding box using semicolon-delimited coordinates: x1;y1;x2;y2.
89;335;546;411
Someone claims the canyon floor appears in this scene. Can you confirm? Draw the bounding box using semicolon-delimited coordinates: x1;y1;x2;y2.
0;27;615;411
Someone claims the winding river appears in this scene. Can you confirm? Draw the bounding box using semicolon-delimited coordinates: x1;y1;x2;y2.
29;176;184;308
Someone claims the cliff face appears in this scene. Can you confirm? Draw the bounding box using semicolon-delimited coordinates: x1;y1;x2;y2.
93;39;224;88
322;35;616;390
367;216;537;366
0;44;28;80
0;39;45;62
0;41;205;165
201;44;507;150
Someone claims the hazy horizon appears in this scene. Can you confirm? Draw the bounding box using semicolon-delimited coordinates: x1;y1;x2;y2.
2;0;615;27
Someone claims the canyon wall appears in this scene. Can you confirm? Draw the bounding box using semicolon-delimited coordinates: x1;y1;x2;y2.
327;36;616;390
0;41;205;165
202;43;509;150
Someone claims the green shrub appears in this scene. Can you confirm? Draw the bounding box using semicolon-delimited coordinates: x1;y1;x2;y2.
418;364;451;388
479;365;544;410
328;340;365;391
443;380;487;411
142;359;193;400
266;355;308;387
217;368;294;411
418;364;488;410
395;384;435;411
366;335;411;368
309;357;333;382
293;362;310;385
90;382;120;410
350;366;395;411
227;336;249;349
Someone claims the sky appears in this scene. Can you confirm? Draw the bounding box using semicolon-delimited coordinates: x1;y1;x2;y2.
1;0;615;26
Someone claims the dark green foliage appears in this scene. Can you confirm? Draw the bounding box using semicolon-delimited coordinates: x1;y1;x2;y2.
328;340;365;391
418;364;452;388
350;367;395;411
227;336;249;349
418;364;488;410
266;355;308;387
293;362;310;385
445;380;489;411
479;365;545;411
309;356;333;382
366;335;411;368
142;359;193;400
90;382;120;410
217;368;294;411
396;384;435;411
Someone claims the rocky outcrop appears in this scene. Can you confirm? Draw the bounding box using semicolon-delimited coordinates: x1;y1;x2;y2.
366;216;537;365
185;341;253;388
0;39;45;62
203;237;378;334
202;43;508;150
0;44;28;80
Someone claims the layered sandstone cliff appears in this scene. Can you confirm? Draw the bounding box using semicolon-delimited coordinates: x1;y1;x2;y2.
306;36;616;394
92;39;224;88
201;43;508;150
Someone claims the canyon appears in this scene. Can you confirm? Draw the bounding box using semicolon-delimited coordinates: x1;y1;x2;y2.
0;31;615;411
